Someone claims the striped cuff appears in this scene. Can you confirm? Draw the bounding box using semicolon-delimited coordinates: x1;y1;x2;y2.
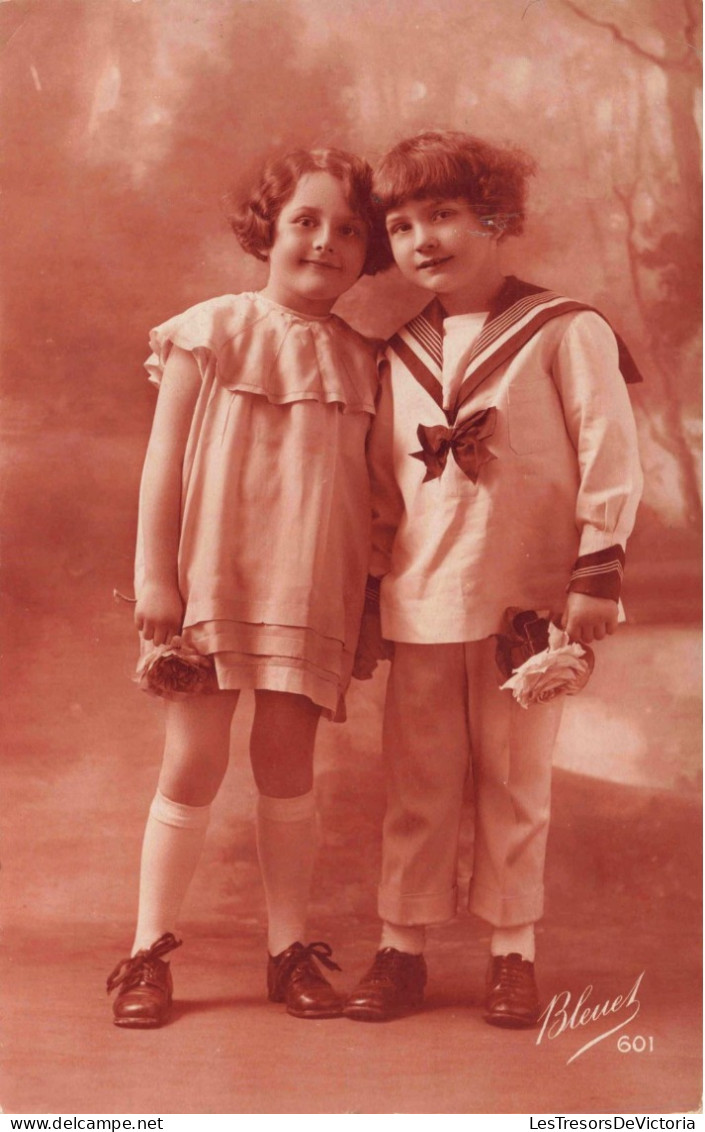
567;545;625;602
364;574;382;612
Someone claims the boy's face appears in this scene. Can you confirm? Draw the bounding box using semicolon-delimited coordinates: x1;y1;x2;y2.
384;196;501;310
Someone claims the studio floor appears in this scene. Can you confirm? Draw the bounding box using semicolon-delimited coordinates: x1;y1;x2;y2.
1;619;701;1115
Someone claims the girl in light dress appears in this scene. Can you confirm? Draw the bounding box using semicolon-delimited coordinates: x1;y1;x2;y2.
106;148;388;1028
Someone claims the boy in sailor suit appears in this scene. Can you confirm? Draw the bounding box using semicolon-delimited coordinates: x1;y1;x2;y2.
343;131;643;1027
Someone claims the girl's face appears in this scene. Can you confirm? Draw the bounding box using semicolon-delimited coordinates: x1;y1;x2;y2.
384;196;502;313
263;171;368;316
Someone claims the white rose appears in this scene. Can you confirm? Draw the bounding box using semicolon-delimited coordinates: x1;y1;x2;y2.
500;625;594;709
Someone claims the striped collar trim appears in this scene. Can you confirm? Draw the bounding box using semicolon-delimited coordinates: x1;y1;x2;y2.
395;297;445;378
389;283;562;421
454;295;586;412
388;278;641;423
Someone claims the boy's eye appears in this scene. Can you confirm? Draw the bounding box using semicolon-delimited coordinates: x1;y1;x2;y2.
340;224;362;238
433;208;456;221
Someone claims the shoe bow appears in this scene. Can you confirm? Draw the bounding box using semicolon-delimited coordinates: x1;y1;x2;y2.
106;932;182;994
297;941;342;973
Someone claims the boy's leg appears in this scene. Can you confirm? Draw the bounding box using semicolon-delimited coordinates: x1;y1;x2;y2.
465;636;563;1026
379;641;472;926
465;636;562;926
345;642;470;1021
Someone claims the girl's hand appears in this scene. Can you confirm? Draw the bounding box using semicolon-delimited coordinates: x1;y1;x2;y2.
561;592;618;645
353;608;394;679
135;581;184;647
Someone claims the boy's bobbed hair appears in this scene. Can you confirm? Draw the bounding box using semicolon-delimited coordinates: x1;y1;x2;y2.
226;147;389;275
374;130;537;240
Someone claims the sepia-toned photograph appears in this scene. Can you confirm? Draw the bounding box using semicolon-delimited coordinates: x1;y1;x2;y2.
1;0;701;1117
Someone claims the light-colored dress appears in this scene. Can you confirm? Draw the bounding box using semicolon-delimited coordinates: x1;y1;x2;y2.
135;291;379;719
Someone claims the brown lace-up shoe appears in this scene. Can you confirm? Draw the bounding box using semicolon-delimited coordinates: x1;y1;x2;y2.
343;947;427;1021
106;932;182;1028
484;952;541;1028
267;941;344;1019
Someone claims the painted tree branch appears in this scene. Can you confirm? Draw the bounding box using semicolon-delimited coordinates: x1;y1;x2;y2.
613;172;703;520
683;0;701;57
563;0;699;71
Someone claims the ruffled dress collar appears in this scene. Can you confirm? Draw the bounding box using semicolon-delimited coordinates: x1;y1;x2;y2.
147;291;378;414
212;292;377;414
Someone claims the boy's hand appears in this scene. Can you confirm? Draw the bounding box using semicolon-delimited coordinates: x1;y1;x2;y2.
353;608;394;680
561;592;618;645
135;581;184;647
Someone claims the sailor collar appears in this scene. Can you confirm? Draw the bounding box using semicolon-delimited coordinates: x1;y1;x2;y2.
388;275;642;426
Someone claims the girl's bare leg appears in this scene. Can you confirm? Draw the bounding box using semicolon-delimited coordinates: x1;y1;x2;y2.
132;691;239;953
249;689;320;798
250;691;322;955
158;690;240;805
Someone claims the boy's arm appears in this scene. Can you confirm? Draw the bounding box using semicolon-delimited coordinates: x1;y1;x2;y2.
552;312;643;642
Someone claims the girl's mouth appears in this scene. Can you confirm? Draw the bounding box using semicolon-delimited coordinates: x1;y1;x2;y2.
417;256;453;271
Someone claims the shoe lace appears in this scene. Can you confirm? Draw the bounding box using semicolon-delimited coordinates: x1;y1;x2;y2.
365;947;409;985
286;940;342;985
493;955;529;990
106;932;182;994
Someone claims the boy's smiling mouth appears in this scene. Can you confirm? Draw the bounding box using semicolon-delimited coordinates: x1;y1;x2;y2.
301;258;341;270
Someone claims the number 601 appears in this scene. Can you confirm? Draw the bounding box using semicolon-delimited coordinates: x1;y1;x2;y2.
617;1035;654;1053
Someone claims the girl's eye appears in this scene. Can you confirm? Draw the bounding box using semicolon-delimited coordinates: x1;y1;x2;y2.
294;216;316;227
433;209;455;221
388;222;410;236
340;224;362;238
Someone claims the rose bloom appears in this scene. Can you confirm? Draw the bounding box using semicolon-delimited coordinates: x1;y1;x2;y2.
500;624;594;709
135;636;218;699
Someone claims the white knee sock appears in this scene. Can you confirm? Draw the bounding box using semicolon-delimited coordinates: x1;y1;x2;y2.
132;790;211;955
380;921;427;955
256;791;317;957
490;923;536;963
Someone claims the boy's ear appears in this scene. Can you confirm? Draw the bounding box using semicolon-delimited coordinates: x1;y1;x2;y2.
480;215;512;242
480;218;501;237
482;220;504;245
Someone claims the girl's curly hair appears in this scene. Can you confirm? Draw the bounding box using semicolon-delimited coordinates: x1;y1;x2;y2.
226;147;390;275
373;130;537;242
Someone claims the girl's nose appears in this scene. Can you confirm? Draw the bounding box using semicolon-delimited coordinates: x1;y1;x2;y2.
414;225;437;252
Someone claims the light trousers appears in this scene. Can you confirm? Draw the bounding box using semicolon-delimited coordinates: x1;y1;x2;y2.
378;638;564;928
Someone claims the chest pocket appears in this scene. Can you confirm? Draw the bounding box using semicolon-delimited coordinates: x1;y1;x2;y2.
506;379;550;455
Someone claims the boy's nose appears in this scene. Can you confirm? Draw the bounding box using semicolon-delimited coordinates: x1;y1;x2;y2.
313;227;334;251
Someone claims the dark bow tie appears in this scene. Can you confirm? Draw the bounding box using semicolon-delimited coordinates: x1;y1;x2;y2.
411;407;497;483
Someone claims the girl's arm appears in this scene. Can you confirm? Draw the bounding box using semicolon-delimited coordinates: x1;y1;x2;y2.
352;357;402;678
367;357;405;581
135;345;201;646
